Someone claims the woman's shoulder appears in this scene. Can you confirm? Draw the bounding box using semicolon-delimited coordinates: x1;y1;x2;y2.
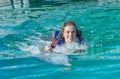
75;37;83;43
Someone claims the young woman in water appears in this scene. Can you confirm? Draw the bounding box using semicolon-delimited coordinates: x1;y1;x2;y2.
44;21;84;53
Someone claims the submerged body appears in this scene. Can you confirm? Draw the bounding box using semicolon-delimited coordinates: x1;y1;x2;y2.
33;53;71;66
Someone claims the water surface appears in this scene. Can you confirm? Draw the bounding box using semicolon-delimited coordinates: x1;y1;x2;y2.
0;0;120;79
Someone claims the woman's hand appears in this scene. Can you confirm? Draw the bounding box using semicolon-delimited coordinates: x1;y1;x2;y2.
73;50;82;54
44;45;51;52
76;50;82;53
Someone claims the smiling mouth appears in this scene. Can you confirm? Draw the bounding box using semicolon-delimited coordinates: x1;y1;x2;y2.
68;38;73;41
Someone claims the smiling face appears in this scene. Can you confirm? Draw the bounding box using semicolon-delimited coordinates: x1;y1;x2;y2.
63;25;76;43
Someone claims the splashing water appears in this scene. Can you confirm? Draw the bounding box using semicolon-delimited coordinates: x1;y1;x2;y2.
53;41;88;55
0;0;120;79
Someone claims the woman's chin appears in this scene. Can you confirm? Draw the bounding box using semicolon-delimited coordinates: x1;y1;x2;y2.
66;40;73;43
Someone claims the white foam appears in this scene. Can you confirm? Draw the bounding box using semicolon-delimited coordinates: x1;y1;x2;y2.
53;42;88;55
0;29;15;37
18;43;41;55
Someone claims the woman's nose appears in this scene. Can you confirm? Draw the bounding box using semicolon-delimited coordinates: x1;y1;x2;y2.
69;32;73;36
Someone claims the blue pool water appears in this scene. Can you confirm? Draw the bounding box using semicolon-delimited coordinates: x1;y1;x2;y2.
0;0;120;79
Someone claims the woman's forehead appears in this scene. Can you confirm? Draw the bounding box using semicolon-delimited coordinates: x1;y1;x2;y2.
64;25;76;30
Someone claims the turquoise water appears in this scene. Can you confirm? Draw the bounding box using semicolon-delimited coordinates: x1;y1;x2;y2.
0;0;120;79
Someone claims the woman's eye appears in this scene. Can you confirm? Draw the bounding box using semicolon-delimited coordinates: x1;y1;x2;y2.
66;31;75;33
66;31;70;33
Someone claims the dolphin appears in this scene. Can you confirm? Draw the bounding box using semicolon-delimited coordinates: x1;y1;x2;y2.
32;53;71;66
